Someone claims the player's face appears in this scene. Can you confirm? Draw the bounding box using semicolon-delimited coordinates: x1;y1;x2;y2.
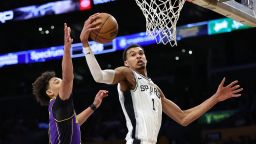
125;47;147;70
46;77;62;98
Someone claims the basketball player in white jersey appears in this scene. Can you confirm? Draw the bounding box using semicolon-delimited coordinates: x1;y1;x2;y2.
80;14;243;144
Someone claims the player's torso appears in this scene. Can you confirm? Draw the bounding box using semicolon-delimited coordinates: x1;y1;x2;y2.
118;70;162;144
48;99;81;144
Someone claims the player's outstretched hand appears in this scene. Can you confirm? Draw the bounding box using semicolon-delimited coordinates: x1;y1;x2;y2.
214;77;243;102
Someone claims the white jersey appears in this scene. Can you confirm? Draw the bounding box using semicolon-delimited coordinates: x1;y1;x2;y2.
118;70;162;144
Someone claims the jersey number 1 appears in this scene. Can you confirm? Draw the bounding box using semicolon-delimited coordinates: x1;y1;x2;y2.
152;98;156;111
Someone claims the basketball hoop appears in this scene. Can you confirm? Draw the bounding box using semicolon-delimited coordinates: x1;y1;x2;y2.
134;0;186;46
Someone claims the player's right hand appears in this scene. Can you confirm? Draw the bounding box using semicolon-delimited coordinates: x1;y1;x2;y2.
80;13;101;47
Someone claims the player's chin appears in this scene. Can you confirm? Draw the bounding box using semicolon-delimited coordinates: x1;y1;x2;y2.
136;65;146;69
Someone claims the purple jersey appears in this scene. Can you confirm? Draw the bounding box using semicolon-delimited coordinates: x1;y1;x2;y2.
48;96;81;144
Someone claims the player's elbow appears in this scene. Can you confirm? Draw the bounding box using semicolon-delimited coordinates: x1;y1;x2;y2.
92;73;103;83
93;76;102;83
173;112;190;126
180;122;189;127
92;71;114;84
180;119;190;127
93;76;108;84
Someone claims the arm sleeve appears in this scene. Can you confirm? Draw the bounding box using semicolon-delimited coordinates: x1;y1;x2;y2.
83;46;115;84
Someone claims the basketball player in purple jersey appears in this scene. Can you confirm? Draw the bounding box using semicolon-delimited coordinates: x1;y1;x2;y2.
32;22;108;144
80;14;243;144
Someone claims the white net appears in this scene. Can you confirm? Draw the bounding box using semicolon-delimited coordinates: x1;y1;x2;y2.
135;0;186;46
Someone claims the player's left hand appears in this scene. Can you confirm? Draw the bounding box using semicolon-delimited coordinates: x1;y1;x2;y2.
93;90;109;108
214;77;243;102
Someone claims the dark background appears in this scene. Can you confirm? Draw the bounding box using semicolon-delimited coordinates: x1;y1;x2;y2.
0;0;256;144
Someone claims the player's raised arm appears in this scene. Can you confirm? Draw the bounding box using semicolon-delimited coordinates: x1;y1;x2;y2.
80;14;130;85
59;23;74;100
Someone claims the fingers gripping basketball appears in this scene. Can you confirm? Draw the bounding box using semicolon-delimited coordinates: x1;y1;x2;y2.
90;13;118;44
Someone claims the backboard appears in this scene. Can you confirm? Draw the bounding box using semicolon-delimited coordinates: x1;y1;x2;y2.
190;0;256;26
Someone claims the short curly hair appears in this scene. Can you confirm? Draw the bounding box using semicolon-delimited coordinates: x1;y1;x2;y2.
32;71;56;106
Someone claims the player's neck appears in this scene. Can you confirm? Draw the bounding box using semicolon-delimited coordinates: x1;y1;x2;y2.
135;68;147;77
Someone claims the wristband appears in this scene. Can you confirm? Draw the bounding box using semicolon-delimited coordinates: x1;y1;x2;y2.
90;104;97;111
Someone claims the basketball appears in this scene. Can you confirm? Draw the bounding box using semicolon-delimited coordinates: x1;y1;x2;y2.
90;13;118;44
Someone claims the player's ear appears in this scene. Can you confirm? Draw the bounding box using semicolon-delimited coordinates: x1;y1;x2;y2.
46;89;53;97
124;60;129;67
